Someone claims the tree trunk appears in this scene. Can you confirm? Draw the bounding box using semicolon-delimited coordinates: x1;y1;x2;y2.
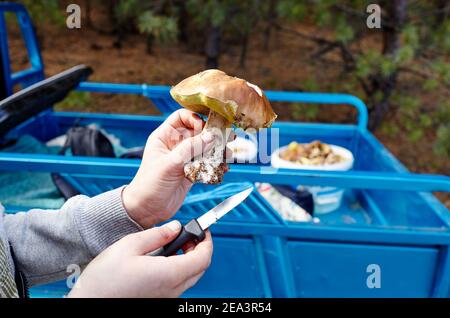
176;0;189;44
382;0;407;55
368;72;398;130
108;0;125;48
85;0;93;29
113;28;126;49
146;35;154;55
435;0;449;26
263;0;276;50
32;22;44;51
205;26;221;69
239;33;249;68
108;0;118;25
368;0;408;130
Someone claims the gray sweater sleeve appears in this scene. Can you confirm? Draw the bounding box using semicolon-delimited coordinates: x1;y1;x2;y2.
3;186;143;286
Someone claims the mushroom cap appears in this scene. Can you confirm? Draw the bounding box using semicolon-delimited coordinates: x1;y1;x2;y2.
170;69;277;129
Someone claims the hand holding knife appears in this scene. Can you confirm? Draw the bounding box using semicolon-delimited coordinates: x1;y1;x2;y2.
150;187;253;257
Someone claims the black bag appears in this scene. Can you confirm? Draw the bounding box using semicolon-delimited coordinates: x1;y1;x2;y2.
52;126;144;200
60;126;116;158
51;126;115;200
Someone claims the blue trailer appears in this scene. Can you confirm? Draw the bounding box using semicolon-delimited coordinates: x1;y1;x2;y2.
0;3;449;298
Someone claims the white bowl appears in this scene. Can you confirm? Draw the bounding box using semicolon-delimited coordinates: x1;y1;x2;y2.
271;144;354;171
271;143;354;215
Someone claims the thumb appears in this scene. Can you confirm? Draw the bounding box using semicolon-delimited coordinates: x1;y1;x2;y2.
126;220;182;255
170;131;216;166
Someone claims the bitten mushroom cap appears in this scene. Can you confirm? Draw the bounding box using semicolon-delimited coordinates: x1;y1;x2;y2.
170;69;277;129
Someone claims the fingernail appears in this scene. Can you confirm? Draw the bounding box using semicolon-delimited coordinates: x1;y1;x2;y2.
165;220;181;232
202;131;215;144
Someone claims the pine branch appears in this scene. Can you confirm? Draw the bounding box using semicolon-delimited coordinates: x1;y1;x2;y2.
310;42;340;60
273;23;335;46
398;66;450;90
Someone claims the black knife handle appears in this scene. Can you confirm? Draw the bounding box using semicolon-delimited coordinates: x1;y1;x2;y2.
150;219;206;257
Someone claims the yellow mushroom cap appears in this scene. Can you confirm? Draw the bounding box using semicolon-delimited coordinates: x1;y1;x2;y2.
170;69;277;129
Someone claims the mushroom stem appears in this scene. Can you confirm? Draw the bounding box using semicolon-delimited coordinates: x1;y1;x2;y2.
204;109;231;131
184;110;232;184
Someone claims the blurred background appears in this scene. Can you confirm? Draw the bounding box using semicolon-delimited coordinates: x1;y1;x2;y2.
4;0;449;206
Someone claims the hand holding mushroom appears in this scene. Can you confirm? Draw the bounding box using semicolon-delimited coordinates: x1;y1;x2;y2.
170;69;277;184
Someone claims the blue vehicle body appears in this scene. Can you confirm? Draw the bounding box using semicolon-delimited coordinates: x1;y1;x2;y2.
0;3;449;298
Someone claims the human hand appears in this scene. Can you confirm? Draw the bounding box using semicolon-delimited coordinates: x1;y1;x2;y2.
123;109;223;228
68;220;213;298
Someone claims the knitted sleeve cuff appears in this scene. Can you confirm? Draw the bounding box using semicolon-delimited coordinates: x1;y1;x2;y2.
73;186;143;256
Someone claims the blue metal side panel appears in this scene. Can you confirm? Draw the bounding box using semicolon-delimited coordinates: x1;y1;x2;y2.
260;236;297;297
286;241;439;297
184;237;271;298
28;237;273;299
432;247;450;297
354;130;450;228
24;240;448;299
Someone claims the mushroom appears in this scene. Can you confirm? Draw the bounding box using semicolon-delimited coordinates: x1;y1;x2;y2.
170;69;277;184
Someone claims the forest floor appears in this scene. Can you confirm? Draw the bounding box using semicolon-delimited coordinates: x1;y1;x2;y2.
6;15;449;208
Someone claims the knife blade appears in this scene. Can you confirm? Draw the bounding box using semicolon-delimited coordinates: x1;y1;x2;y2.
150;187;253;257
